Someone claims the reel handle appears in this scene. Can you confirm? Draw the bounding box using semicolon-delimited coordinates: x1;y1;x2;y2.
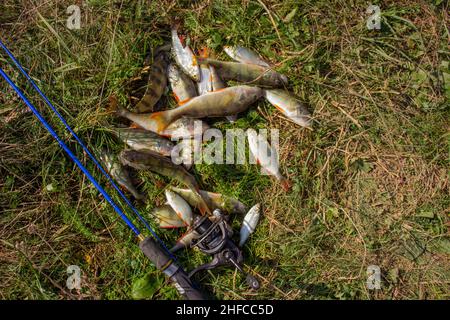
139;236;206;300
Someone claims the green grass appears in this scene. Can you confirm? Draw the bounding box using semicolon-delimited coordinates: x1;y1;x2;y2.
0;0;449;300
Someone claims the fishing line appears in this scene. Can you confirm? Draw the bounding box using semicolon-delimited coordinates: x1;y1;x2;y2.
0;66;140;236
0;41;152;230
0;40;175;259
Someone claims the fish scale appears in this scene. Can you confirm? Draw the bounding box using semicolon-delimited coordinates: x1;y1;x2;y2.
136;85;263;133
224;45;270;67
263;89;312;128
135;53;168;113
119;149;212;215
199;57;287;88
153;205;186;228
99;150;145;200
209;65;238;122
170;187;248;214
171;28;200;81
110;127;174;156
168;63;197;104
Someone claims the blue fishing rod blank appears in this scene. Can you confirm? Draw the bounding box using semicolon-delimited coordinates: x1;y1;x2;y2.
0;40;167;248
0;62;205;301
0;67;141;236
0;39;175;259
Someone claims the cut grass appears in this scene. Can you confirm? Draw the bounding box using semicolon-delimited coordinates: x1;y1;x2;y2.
0;0;449;299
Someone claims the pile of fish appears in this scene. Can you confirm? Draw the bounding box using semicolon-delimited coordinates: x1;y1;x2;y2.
101;27;312;248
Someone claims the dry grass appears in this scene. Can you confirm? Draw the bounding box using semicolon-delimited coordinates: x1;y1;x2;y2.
0;0;448;299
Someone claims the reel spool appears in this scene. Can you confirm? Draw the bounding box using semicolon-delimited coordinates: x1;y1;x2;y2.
187;209;260;290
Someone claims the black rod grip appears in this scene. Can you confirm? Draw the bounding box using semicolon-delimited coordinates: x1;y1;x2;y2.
139;236;206;300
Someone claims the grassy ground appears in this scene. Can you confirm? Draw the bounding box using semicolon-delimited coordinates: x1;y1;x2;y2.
0;0;448;300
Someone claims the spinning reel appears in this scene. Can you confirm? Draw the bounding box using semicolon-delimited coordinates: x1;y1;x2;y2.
172;209;260;290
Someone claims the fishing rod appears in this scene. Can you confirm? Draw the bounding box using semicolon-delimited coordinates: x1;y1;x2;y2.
0;40;163;249
0;42;205;300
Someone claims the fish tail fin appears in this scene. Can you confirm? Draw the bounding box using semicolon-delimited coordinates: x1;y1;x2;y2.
193;189;212;216
280;178;292;192
196;56;206;64
148;110;174;133
198;202;211;216
198;47;210;59
107;94;118;112
197;198;212;216
108;95;129;118
129;122;141;129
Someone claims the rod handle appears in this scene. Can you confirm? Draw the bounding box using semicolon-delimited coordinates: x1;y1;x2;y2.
139;236;206;300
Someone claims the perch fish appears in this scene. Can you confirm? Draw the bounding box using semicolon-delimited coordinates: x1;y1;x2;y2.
119;149;211;215
198;57;287;88
124;85;262;133
134;53;168;113
170;187;247;215
110;127;174;156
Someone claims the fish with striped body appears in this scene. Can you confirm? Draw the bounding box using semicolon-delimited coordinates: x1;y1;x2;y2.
99;150;144;200
131;85;262;133
116;108;209;138
198;57;287;88
170;138;201;170
134;53;168;113
209;65;237;122
170;187;247;215
118;149;211;215
161;118;209;139
110;127;174;156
